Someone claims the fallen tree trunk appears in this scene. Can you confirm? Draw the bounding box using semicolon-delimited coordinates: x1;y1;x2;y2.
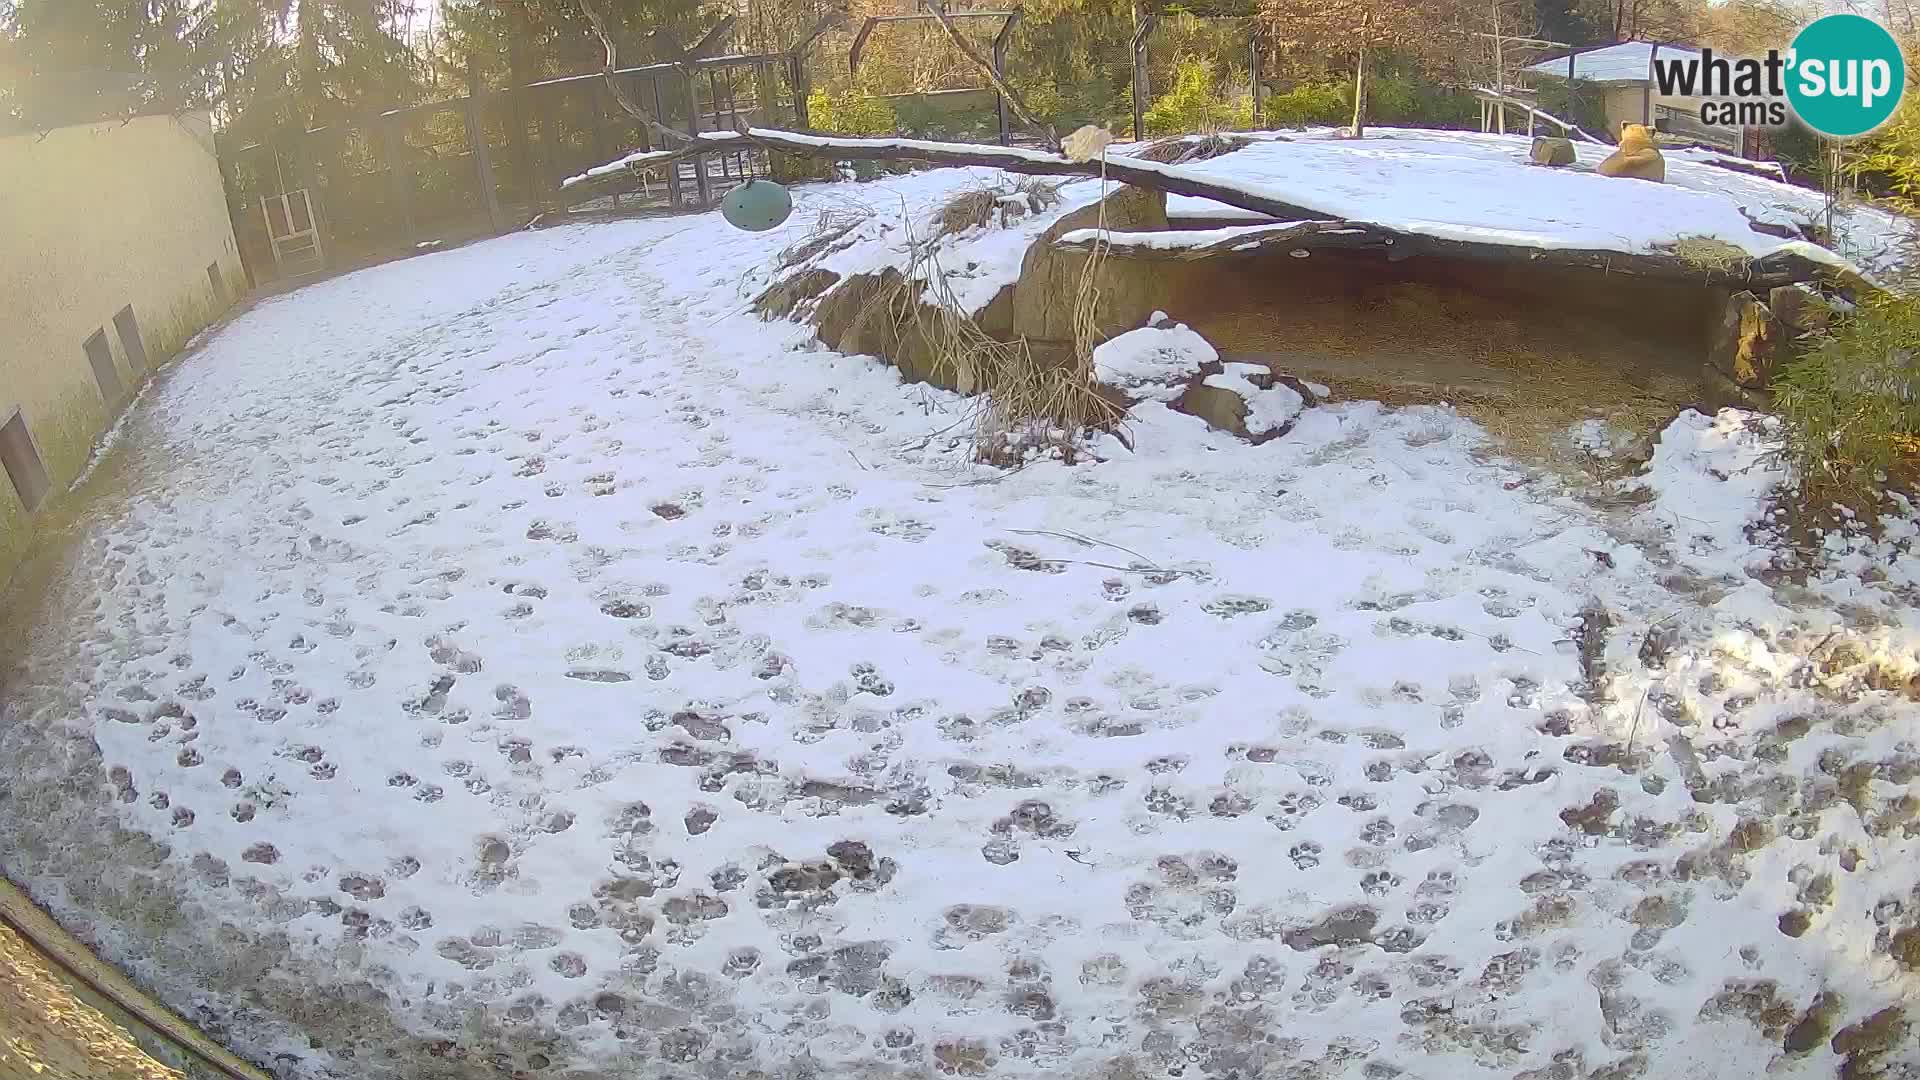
560;128;1332;221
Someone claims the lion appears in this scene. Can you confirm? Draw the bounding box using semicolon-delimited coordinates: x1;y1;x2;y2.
1595;123;1665;182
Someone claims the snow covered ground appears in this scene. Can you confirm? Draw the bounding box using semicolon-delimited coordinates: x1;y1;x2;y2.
4;164;1920;1080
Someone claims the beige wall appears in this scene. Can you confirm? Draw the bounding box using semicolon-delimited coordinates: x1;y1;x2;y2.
0;110;241;591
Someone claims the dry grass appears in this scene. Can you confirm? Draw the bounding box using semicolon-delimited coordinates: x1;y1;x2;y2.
778;205;871;270
1668;234;1753;277
867;204;1122;464
933;178;1065;239
937;188;1005;236
1129;133;1251;164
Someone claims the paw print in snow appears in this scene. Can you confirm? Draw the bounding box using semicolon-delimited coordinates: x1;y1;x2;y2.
1289;842;1323;870
1360;871;1400;896
851;662;894;697
1267;792;1322;831
1143;786;1193;820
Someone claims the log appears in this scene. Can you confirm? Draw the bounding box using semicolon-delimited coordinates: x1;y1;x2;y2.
1050;218;1835;287
561;127;1329;220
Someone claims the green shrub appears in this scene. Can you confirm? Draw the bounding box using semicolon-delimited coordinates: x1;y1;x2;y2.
1262;81;1349;127
806;87;897;136
1367;72;1477;129
1845;94;1920;212
1142;54;1252;136
1774;293;1920;495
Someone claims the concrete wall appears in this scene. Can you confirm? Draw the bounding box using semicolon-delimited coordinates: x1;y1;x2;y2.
0;110;241;591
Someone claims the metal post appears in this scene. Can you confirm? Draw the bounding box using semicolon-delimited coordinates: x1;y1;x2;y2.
655;76;680;207
1567;51;1577;136
685;69;711;206
533;86;560;207
992;9;1022;146
1131;15;1155;142
466;61;504;232
590;82;610;184
294;135;333;270
507;13;536;207
1249;34;1262;130
382;114;417;247
790;55;810;127
788;11;843;131
711;70;730;180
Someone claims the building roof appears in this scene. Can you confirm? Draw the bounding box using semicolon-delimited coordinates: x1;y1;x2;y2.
1526;41;1701;85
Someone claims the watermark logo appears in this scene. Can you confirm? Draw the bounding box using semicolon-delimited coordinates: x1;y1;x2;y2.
1786;14;1905;137
1649;15;1906;139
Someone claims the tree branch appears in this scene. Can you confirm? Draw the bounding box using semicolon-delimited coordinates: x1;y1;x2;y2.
574;0;691;145
920;2;1058;152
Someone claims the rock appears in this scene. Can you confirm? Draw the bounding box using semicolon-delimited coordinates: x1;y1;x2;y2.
814;269;904;359
812;268;951;388
1707;290;1781;389
1010;185;1169;345
975;284;1015;341
1178;380;1252;435
1273;374;1324;407
1092;321;1219;404
1768;284;1835;334
752;268;840;321
1171;360;1303;441
1529;137;1576;167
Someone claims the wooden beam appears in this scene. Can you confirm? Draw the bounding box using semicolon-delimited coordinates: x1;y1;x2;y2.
1;877;275;1080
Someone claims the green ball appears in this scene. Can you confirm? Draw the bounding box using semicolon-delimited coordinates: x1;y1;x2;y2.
721;179;793;232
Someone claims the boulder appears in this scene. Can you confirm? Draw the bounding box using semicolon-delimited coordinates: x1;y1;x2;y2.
814;269;905;360
1767;284;1835;335
1092;318;1219;404
1707;290;1781;389
1009;185;1170;345
752;268;840;320
1529;137;1576;167
1178;380;1254;435
1173;361;1304;441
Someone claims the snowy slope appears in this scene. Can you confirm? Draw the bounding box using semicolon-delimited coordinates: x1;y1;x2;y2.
1;174;1919;1080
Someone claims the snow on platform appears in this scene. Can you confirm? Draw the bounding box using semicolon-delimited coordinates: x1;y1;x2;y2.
1;161;1919;1080
1155;128;1909;278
